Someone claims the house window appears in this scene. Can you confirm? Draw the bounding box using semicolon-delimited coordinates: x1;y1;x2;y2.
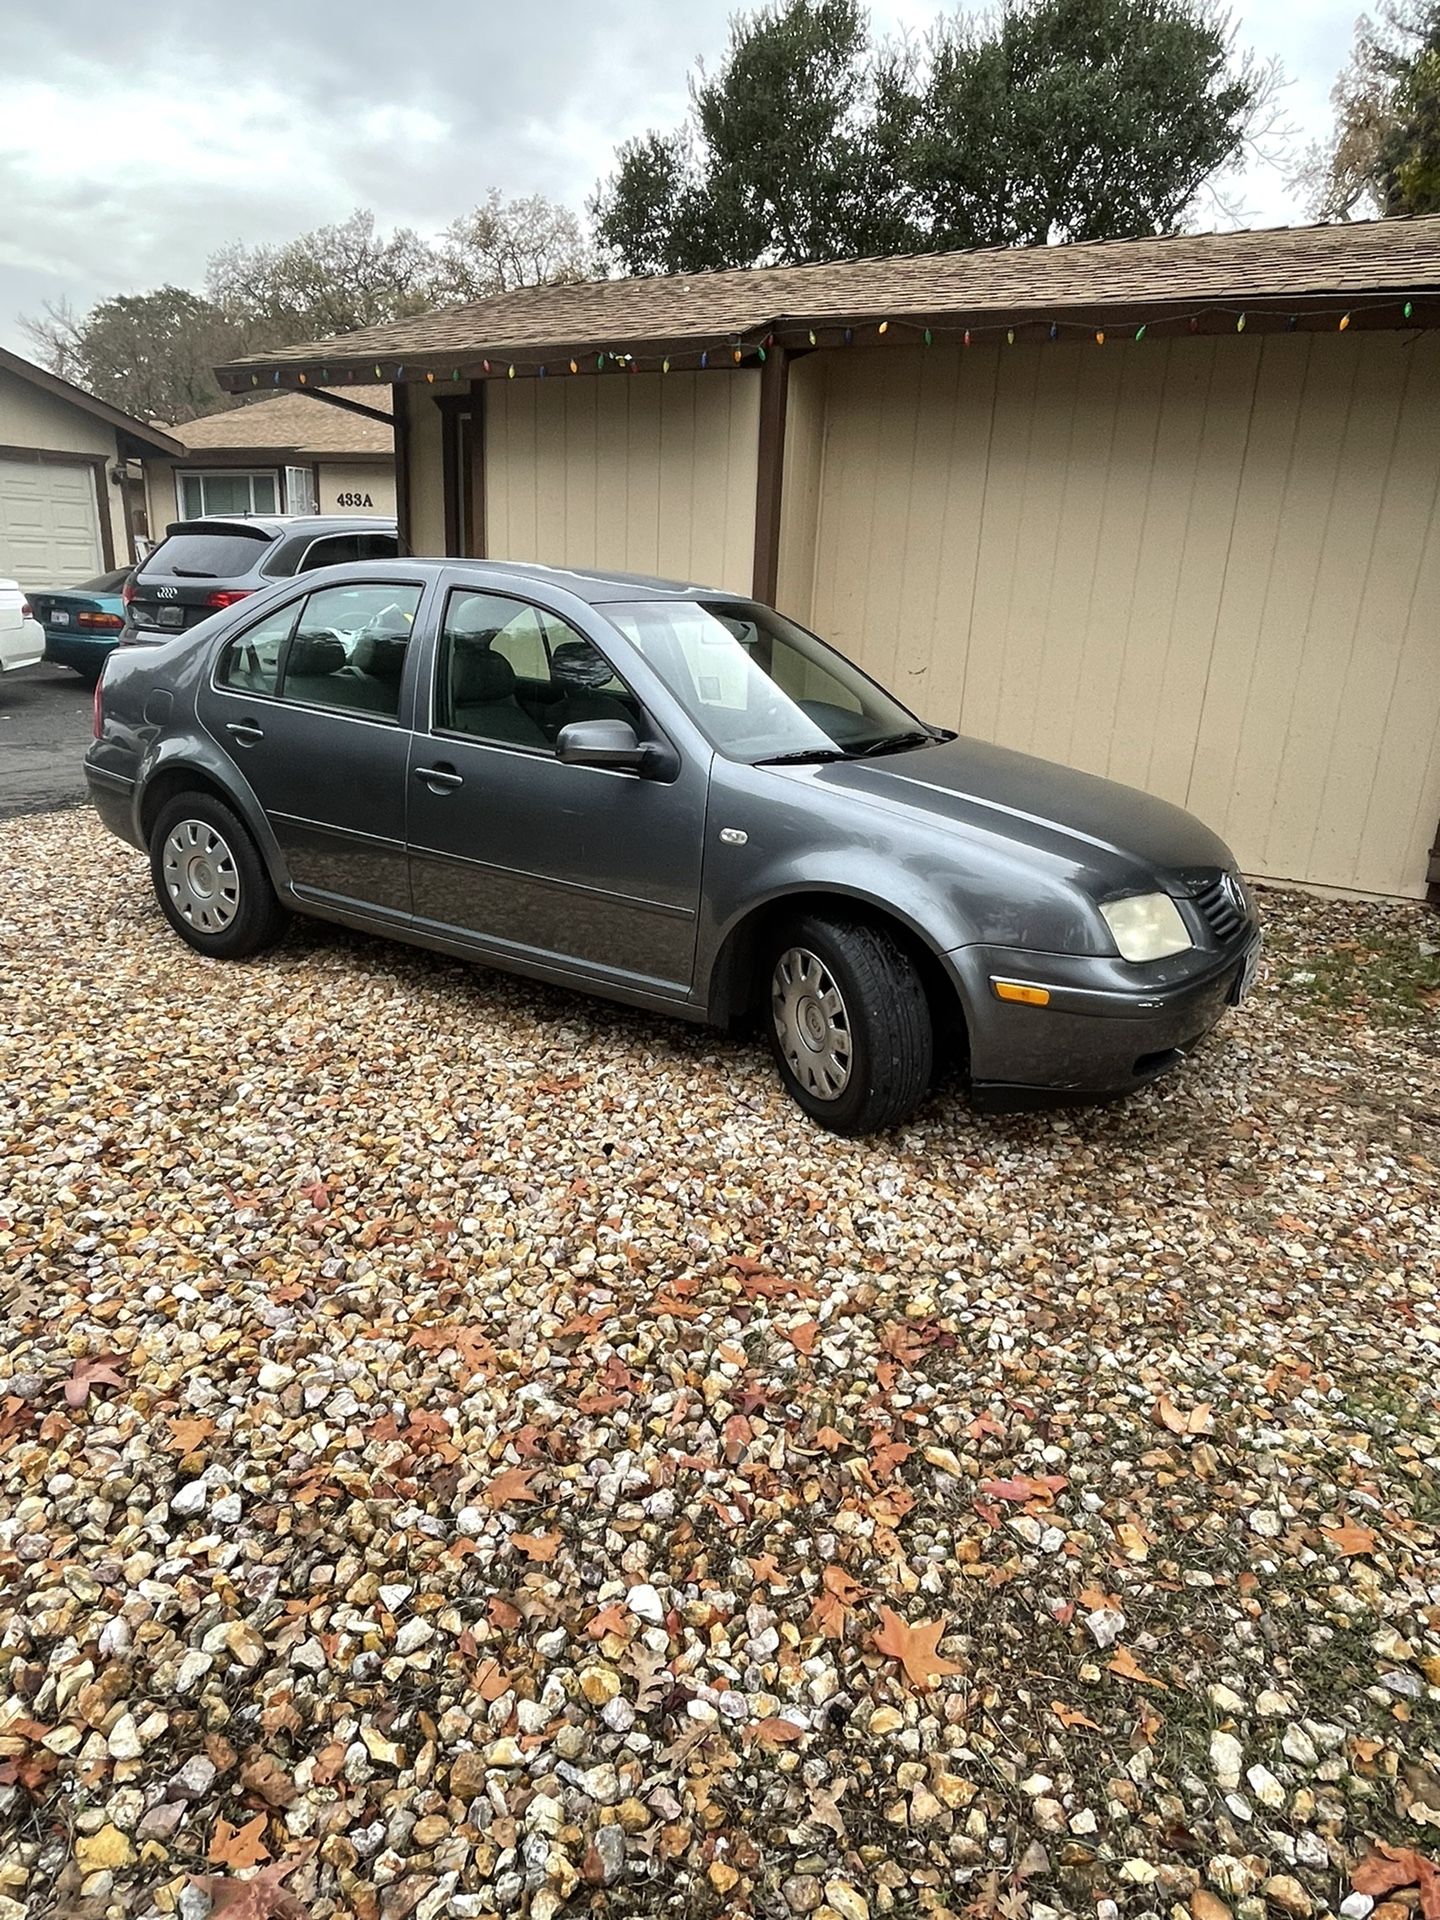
284;466;317;514
177;471;279;519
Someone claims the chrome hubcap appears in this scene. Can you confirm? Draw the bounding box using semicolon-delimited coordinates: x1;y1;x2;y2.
772;946;851;1100
163;820;240;933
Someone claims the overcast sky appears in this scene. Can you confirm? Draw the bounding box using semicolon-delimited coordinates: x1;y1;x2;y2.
0;0;1360;355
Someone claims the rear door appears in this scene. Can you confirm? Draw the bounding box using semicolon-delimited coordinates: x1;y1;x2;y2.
128;523;274;636
197;577;430;915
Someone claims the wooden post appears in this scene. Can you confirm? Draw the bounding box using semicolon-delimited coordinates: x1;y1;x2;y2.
751;346;789;605
468;381;487;559
391;383;412;554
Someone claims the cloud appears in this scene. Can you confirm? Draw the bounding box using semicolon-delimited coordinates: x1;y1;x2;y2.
0;0;1352;351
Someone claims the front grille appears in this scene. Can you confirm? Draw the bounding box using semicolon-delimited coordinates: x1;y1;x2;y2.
1192;873;1249;945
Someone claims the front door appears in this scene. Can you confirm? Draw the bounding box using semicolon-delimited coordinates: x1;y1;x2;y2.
199;579;426;915
405;586;707;995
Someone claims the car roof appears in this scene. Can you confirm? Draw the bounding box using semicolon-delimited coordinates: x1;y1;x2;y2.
159;513;398;539
298;556;740;606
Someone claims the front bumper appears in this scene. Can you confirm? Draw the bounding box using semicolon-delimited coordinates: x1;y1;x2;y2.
952;931;1260;1106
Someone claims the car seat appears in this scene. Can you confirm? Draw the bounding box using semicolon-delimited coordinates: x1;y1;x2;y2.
549;638;633;733
450;640;548;747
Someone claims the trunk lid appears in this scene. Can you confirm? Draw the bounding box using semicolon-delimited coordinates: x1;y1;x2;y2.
128;523;274;634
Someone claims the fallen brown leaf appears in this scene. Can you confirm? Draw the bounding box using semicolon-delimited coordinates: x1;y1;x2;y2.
189;1844;313;1919
872;1606;966;1689
1155;1393;1212;1435
1323;1519;1378;1558
511;1531;562;1561
1351;1841;1440;1920
1051;1701;1102;1730
208;1813;271;1871
1107;1646;1168;1689
484;1466;539;1509
63;1354;127;1409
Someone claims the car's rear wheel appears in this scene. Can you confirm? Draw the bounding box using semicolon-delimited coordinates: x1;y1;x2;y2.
767;914;933;1134
148;793;287;959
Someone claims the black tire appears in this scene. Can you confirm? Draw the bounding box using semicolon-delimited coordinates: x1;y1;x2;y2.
148;792;288;960
766;913;933;1135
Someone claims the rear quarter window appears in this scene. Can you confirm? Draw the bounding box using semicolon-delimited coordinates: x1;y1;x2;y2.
142;532;274;580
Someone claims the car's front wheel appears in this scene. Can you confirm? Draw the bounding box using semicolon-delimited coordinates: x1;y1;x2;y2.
148;793;287;959
767;914;933;1134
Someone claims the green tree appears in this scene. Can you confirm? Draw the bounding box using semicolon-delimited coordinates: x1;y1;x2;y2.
432;191;594;301
204;208;437;342
1304;4;1440;218
20;286;245;423
593;0;1273;273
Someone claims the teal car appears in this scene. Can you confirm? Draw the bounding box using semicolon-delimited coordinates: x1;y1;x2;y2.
29;568;131;683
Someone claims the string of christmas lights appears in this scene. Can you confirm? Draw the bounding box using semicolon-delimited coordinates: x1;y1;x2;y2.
244;295;1427;390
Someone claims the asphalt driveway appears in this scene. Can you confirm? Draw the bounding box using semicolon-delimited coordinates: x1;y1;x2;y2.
0;661;94;818
1;812;1438;1920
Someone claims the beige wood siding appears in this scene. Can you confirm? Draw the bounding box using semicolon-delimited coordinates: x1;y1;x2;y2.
790;334;1440;898
316;461;396;516
486;370;760;594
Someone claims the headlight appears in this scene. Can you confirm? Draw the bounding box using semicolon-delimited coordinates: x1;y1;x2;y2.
1099;892;1192;963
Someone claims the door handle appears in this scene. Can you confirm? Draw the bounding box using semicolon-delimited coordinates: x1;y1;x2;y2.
414;763;464;790
226;720;264;745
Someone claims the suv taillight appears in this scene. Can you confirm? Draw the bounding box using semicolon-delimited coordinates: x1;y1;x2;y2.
204;589;254;610
20;600;32;620
93;674;104;740
121;579;135;607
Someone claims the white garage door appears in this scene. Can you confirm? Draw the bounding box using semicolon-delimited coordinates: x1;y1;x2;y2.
0;457;104;588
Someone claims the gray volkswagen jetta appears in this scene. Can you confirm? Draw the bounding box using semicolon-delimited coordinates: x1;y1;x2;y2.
85;558;1260;1134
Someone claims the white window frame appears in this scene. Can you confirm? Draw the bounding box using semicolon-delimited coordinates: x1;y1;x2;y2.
284;465;317;514
177;469;280;519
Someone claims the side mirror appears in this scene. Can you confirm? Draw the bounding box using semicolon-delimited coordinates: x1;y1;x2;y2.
557;718;671;777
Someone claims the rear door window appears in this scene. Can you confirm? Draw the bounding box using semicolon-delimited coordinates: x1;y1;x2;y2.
298;532;400;572
216;603;300;697
280;583;423;720
143;531;273;580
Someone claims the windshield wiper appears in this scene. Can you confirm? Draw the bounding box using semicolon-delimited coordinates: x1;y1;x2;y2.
750;746;853;766
852;729;936;757
167;567;219;579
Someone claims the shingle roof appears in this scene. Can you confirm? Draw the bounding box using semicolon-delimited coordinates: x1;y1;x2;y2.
167;389;392;456
218;217;1440;384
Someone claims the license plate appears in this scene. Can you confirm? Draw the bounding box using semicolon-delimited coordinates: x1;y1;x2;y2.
51;610;70;625
1231;943;1261;1005
157;606;185;628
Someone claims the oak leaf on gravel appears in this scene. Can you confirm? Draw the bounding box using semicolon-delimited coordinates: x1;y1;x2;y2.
1108;1646;1168;1689
1155;1394;1212;1434
749;1717;806;1745
63;1354;126;1408
484;1467;539;1509
979;1474;1066;1503
1351;1841;1440;1920
167;1416;216;1452
240;1754;297;1808
511;1531;562;1561
872;1607;966;1689
1323;1519;1378;1558
1051;1702;1102;1730
189;1844;313;1919
208;1814;271;1870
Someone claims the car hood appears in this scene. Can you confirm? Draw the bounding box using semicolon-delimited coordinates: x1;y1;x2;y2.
809;734;1235;884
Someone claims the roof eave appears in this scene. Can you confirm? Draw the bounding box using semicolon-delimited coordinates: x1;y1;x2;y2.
214;282;1440;391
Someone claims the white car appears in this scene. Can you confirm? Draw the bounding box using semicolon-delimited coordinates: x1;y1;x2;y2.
1;578;44;675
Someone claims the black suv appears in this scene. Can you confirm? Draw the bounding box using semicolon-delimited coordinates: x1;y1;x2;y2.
122;514;398;643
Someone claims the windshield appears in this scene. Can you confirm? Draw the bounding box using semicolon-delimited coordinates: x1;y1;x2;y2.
143;530;272;581
604;599;928;764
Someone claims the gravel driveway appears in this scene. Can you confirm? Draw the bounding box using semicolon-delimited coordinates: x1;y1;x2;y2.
2;811;1438;1920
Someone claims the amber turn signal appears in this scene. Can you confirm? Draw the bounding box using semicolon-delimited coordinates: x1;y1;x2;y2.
993;980;1051;1007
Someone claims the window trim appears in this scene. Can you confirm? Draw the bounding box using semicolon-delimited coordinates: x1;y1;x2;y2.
209;577;427;727
429;584;640;755
177;468;281;520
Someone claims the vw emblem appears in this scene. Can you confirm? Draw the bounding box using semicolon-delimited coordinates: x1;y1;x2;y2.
1221;872;1246;917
